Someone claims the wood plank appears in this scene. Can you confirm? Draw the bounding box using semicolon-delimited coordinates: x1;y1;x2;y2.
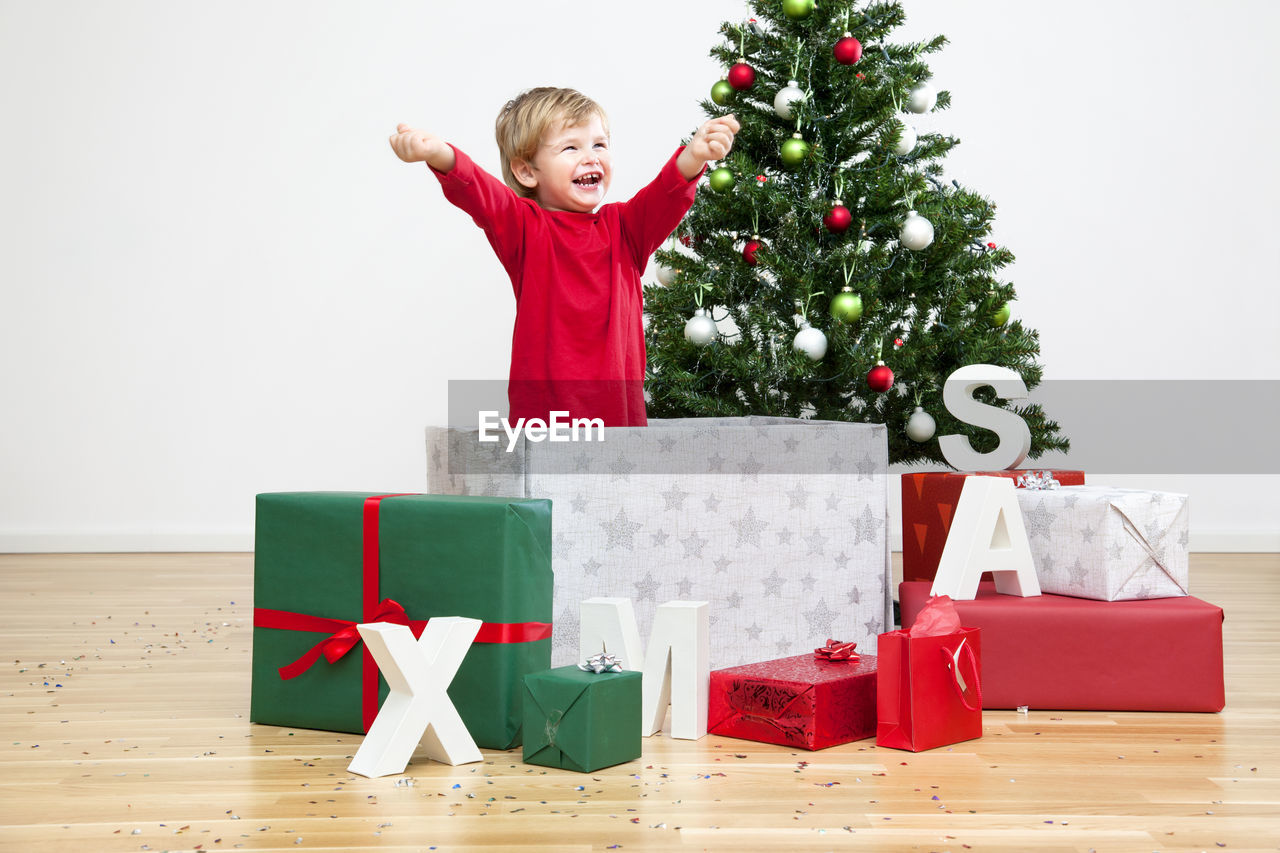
1;552;1277;851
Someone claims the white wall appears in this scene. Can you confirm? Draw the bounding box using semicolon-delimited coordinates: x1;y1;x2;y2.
2;0;1276;552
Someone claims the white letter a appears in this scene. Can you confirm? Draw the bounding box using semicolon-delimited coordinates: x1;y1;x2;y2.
931;476;1041;600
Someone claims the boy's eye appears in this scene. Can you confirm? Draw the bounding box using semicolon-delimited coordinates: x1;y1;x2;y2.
562;145;576;152
594;142;607;149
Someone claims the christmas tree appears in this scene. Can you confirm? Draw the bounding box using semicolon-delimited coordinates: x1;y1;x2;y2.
644;0;1069;466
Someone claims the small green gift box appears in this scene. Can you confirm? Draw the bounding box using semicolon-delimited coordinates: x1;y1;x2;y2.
251;492;552;750
522;666;642;773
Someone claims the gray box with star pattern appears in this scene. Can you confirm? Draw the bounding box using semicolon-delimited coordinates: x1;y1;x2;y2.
427;417;892;669
1015;485;1190;601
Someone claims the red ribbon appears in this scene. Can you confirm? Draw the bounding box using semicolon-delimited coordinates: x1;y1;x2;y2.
814;639;860;662
254;494;552;730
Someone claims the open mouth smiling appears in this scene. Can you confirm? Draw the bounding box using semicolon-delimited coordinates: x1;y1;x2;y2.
573;172;603;188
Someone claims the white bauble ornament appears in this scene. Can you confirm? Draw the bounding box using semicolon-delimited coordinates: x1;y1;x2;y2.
792;321;828;361
654;260;677;286
900;209;934;251
906;406;937;442
683;308;717;346
773;80;806;120
907;82;937;113
893;120;917;156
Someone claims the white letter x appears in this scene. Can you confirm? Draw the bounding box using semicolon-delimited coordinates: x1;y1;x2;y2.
347;618;483;777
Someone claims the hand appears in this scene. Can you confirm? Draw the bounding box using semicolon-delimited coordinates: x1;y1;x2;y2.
389;123;452;170
688;114;741;163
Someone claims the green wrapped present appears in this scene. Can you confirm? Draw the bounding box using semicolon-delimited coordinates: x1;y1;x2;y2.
522;666;641;773
251;492;552;749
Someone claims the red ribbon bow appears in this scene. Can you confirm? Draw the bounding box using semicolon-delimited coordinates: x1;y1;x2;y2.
814;639;860;661
255;598;420;680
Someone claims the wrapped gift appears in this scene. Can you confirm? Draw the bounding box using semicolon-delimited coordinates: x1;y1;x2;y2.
901;470;1086;583
899;582;1225;712
429;417;892;669
1015;485;1189;600
707;648;878;750
251;492;553;749
522;666;642;772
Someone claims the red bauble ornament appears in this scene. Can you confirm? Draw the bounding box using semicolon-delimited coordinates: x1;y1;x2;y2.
867;361;894;393
728;62;756;91
743;237;762;266
834;34;863;65
679;234;693;247
823;202;853;233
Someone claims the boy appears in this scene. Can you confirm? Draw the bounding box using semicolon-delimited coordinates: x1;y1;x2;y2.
390;87;738;427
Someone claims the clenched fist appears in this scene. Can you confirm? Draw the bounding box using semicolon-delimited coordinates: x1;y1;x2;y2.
389;124;455;172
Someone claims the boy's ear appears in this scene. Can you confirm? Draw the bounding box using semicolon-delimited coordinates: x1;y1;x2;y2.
510;158;538;190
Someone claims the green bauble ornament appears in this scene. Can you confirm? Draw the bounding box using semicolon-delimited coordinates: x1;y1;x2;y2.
830;288;863;322
780;133;810;169
992;301;1011;325
708;167;736;193
710;79;734;106
782;0;815;20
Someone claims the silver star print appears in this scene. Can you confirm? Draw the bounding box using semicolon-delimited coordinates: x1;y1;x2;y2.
572;451;593;472
707;452;726;472
582;557;602;576
725;591;743;609
1178;527;1189;549
633;572;660;602
662;483;690;511
608;455;635;481
745;622;763;641
713;555;732;573
805;528;828;555
1039;553;1056;575
801;573;818;591
681;531;709;559
676;577;694;597
703;493;722;512
1067;558;1089;588
783;436;800;453
1061;493;1080;509
1022;499;1056;541
761;568;786;597
650;529;670;547
825;493;841;511
657;436;678;454
738;456;764;480
856;452;877;481
865;618;881;636
846;586;861;605
731;506;769;547
787;482;810;510
833;551;852;570
1108;539;1126;561
775;638;793;656
776;528;794;545
803;598;838;636
571;493;589;514
853;505;879;545
828;451;847;471
601;508;643;551
1079;524;1096;544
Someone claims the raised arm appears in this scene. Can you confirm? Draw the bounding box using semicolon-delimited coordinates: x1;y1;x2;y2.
675;114;740;181
389;123;457;173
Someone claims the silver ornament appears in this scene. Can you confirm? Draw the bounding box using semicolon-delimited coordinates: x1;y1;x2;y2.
773;80;805;120
792;321;827;361
900;209;934;251
907;82;937;114
684;308;717;346
654;260;677;286
893;120;917;156
906;406;937;442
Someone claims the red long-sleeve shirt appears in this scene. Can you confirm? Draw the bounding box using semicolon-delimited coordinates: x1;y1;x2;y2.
432;145;700;426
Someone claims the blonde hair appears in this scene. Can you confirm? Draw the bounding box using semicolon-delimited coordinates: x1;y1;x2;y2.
495;87;608;198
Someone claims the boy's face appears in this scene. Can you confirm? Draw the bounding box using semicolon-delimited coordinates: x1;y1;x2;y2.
513;114;612;213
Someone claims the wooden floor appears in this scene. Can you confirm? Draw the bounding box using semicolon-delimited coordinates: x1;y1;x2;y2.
1;553;1277;853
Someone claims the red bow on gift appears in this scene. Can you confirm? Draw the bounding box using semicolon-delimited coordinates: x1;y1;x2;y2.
814;639;860;661
258;598;423;680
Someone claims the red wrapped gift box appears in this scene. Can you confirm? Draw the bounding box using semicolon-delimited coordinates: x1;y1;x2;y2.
901;470;1086;583
899;582;1225;712
708;653;878;750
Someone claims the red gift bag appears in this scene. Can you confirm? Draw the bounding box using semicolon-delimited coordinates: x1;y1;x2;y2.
875;626;982;752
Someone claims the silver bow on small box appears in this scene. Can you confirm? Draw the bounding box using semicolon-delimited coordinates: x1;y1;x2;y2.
578;647;623;674
1015;470;1060;490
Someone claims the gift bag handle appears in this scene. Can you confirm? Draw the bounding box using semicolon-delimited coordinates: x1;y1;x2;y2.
940;638;982;712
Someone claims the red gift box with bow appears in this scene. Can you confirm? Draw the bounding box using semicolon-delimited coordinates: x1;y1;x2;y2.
707;643;877;750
